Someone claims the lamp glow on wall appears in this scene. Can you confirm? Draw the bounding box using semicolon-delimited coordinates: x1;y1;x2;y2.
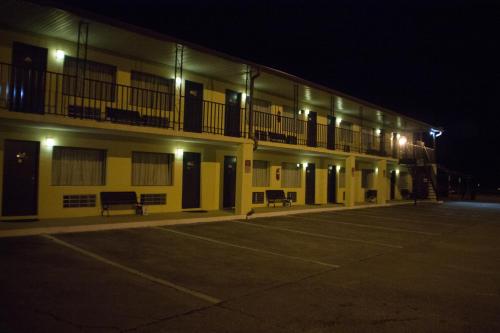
175;148;184;158
336;165;341;172
375;128;381;136
375;167;379;174
398;136;408;146
304;108;310;116
303;162;308;169
44;136;55;147
335;117;342;126
54;49;65;61
175;77;182;87
395;169;400;175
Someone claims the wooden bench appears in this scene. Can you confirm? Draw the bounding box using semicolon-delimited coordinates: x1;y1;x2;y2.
266;190;292;207
100;191;142;216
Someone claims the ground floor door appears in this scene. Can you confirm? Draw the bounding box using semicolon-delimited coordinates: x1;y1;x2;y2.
390;170;396;200
223;156;237;208
305;163;316;204
2;140;40;216
182;152;201;209
327;165;337;203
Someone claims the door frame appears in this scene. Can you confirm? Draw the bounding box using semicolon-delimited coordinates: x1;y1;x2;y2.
2;139;40;216
183;80;203;133
181;151;201;209
305;163;316;204
327;165;337;203
222;155;237;209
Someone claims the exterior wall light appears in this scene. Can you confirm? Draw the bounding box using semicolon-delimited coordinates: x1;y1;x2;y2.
398;136;407;146
296;163;301;168
44;136;55;147
375;167;379;174
175;77;182;87
335;117;342;126
304;108;310;116
175;148;184;158
395;169;400;175
375;128;381;136
303;162;308;169
55;49;65;61
336;165;341;172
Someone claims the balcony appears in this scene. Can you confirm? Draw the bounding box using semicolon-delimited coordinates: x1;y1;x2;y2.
0;62;432;159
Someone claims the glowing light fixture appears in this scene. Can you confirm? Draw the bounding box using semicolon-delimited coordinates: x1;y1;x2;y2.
375;167;379;174
55;49;65;61
175;77;182;87
44;136;55;147
429;128;443;138
175;148;184;158
375;128;381;136
395;169;400;175
335;117;342;126
396;133;401;139
296;163;301;168
304;108;310;116
336;165;341;172
398;136;407;146
303;162;309;168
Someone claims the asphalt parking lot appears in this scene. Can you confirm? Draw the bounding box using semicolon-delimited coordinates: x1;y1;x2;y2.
1;202;500;332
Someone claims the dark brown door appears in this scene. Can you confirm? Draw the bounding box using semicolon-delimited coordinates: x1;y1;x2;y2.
223;156;237;208
307;111;317;147
327;115;336;150
327;165;337;203
305;163;316;204
2;140;39;216
10;42;47;114
182;152;201;209
183;80;203;133
390;170;396;200
224;90;241;137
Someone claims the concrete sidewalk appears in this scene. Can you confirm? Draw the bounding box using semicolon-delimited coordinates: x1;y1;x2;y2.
0;200;420;238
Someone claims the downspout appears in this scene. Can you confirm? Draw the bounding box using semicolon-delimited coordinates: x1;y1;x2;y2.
248;67;260;150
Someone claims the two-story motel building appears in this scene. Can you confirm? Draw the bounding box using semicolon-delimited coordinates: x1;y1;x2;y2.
0;0;440;220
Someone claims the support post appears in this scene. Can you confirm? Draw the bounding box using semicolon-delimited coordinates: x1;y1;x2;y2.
344;156;356;207
375;159;387;204
174;44;184;130
235;142;254;215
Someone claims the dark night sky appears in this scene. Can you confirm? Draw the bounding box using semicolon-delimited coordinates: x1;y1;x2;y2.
56;0;500;189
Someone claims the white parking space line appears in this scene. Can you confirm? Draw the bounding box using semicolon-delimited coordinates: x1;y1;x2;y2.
42;234;221;304
287;215;440;236
235;221;403;249
155;227;340;268
332;211;458;227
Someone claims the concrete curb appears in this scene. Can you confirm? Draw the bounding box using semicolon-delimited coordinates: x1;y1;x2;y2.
0;200;439;238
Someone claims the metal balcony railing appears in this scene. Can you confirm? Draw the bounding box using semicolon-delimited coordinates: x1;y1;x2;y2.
0;62;434;158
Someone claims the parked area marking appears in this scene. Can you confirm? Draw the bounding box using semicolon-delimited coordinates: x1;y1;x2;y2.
42;234;221;304
234;221;403;249
155;226;340;268
335;211;459;227
287;215;440;236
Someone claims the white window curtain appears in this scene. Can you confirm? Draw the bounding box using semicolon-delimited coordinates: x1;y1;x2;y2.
132;152;173;186
130;71;173;110
52;147;106;186
62;56;116;101
281;162;301;188
252;160;269;187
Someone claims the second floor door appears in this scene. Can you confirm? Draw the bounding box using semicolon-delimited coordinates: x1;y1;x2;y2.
224;90;241;137
183;80;203;133
307;111;317;147
10;42;47;114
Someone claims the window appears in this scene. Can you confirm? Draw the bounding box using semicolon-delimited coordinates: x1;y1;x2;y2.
281;163;301;188
130;71;173;110
52;147;106;186
63;56;116;101
252;160;270;187
132;152;174;186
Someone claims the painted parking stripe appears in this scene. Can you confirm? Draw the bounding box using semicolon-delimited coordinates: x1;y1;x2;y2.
155;227;340;268
235;221;403;249
287;215;439;236
42;234;221;304
332;211;458;227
